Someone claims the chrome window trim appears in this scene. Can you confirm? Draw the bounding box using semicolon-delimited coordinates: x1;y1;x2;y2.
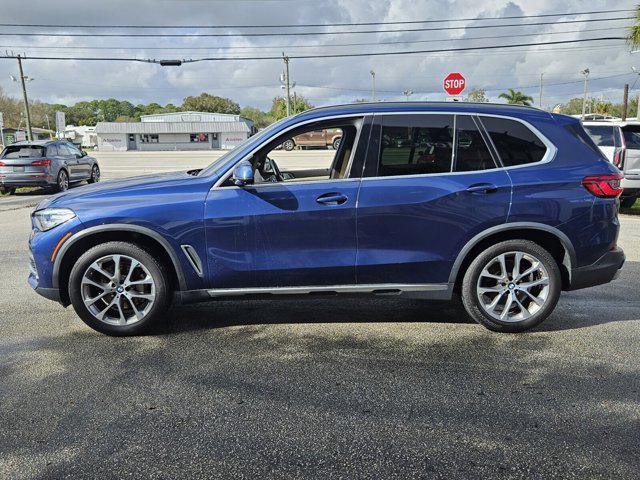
212;113;371;189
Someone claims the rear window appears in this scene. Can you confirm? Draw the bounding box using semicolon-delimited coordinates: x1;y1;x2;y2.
622;125;640;149
480;117;547;166
583;125;615;147
1;145;46;159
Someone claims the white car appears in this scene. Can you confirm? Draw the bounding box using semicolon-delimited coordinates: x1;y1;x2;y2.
582;120;640;208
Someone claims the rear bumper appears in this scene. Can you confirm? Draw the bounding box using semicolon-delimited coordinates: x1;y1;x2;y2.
568;247;625;291
1;178;54;187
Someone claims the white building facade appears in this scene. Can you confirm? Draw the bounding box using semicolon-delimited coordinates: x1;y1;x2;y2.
96;112;255;151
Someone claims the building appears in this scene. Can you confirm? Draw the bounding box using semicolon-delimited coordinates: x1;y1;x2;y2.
1;127;53;147
64;125;98;149
95;111;255;151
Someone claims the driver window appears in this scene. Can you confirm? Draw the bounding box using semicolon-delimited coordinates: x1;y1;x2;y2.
234;120;361;185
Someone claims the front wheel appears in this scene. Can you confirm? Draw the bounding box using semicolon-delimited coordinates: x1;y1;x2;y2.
68;241;171;336
332;137;341;150
461;240;561;333
282;139;295;151
88;164;100;183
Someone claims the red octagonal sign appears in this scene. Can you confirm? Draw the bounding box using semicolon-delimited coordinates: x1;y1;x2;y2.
443;72;466;96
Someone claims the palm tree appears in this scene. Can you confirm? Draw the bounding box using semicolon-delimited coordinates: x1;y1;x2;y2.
498;88;534;106
628;5;640;49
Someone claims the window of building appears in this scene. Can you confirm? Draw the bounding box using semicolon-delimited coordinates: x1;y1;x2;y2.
140;134;159;143
190;133;210;143
479;117;547;166
454;116;496;172
377;114;454;177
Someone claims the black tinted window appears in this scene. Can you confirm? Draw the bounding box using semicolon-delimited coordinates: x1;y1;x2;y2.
583;125;615;147
1;145;45;159
57;144;72;156
480;117;547;166
378;115;453;176
47;145;59;156
454;116;496;172
622;125;640;149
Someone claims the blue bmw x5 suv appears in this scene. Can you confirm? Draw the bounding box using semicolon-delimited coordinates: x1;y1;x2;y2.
28;102;625;335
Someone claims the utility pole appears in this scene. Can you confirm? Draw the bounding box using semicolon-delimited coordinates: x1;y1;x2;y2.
282;53;291;117
622;83;629;121
293;91;297;115
17;55;33;141
581;68;590;120
539;72;544;109
370;70;376;102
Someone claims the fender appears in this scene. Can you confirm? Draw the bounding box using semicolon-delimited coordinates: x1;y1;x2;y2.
51;223;187;291
447;222;576;285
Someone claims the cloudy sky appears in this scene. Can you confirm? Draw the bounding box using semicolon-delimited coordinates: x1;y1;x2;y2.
0;0;637;110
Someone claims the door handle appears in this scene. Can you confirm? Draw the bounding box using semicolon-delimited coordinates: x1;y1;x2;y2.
466;183;498;194
316;192;348;205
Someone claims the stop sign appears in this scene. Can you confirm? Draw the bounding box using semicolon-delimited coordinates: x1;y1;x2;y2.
443;72;466;96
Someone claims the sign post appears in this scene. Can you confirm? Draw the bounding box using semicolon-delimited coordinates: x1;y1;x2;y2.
443;73;467;97
0;112;4;147
55;111;66;139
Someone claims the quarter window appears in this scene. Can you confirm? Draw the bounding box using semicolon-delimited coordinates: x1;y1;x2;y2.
480;117;547;166
454;116;496;172
378;115;454;176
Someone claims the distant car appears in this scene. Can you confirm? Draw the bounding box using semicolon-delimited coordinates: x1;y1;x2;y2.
282;128;342;151
0;140;100;194
582;121;640;208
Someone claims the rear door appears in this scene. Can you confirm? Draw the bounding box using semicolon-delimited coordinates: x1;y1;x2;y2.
56;143;79;179
621;125;640;180
66;143;91;178
356;113;512;286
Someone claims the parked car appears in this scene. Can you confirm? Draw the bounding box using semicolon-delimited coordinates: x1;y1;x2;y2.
29;102;624;336
282;128;342;150
0;140;100;194
582;120;640;208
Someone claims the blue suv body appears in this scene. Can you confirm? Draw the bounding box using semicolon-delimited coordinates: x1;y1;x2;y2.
28;102;625;335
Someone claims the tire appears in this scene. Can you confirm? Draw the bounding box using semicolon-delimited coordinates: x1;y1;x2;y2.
282;139;295;151
56;169;69;192
88;164;100;184
68;241;171;336
461;240;561;333
332;137;341;150
620;197;636;209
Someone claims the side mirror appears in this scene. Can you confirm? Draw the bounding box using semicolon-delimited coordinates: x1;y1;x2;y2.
232;160;254;186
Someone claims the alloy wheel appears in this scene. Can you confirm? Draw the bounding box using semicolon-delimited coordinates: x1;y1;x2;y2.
58;171;69;191
80;254;156;325
92;166;100;182
476;251;550;322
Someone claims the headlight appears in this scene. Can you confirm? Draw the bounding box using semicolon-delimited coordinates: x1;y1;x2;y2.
33;208;76;231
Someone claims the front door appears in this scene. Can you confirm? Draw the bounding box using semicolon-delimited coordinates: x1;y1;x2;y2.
203;116;368;289
127;134;137;150
356;113;512;286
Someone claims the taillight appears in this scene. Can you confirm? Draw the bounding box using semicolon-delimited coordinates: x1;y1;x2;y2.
582;173;624;198
31;159;51;166
613;148;625;169
0;161;5;166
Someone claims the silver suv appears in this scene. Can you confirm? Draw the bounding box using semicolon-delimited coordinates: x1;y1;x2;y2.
583;121;640;208
0;140;100;194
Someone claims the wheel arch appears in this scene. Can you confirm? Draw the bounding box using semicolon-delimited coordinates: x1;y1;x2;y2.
53;224;187;305
450;222;576;292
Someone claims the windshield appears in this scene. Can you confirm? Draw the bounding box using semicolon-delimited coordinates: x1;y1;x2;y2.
198;117;289;177
2;145;46;159
622;125;640;150
583;125;615;147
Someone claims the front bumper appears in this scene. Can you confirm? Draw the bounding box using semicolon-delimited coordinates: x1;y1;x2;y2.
569;247;625;291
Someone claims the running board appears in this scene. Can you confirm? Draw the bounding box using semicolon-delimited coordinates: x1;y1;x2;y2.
206;283;449;298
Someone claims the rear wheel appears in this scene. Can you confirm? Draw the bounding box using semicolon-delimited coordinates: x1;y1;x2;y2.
68;241;170;336
332;137;341;150
56;169;69;192
620;197;636;209
282;139;295;151
88;164;100;183
461;240;561;333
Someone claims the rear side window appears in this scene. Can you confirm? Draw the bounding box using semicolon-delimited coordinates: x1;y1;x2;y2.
1;145;45;159
454;116;496;172
583;125;615;147
47;145;59;157
480;117;547;166
378;114;453;176
57;144;72;156
622;125;640;149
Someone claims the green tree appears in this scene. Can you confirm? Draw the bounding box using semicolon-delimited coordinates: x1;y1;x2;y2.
181;93;240;114
498;88;534;106
628;4;640;49
464;88;489;103
240;106;273;129
269;95;314;120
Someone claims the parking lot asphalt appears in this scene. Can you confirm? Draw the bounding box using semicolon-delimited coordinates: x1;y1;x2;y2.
1;157;639;478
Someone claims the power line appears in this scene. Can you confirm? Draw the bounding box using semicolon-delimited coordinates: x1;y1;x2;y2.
0;37;627;63
0;26;622;52
1;8;633;29
0;16;631;37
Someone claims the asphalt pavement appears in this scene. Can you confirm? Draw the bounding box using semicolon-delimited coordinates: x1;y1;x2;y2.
0;155;639;478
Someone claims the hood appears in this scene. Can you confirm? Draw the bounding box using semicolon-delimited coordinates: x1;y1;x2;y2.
36;170;197;211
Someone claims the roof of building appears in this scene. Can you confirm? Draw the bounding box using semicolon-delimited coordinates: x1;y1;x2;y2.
95;121;251;134
140;111;254;125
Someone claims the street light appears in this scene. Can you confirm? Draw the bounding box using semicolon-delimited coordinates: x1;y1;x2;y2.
10;64;35;141
403;89;413;101
581;68;590;120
